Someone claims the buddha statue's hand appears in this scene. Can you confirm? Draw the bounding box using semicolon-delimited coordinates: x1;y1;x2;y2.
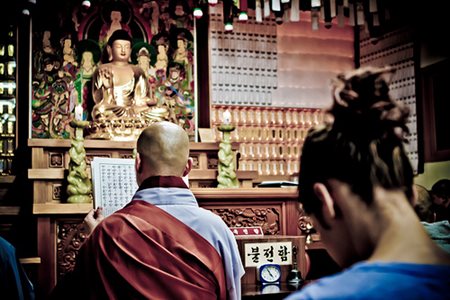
98;66;114;89
146;97;158;106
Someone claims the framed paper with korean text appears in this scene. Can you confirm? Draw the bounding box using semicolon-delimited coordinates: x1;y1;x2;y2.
91;157;138;217
91;157;189;217
236;236;307;285
244;241;293;267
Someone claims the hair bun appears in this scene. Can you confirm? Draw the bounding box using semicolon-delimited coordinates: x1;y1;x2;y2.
330;66;409;141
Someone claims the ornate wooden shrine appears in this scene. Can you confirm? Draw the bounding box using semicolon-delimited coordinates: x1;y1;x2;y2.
28;138;302;297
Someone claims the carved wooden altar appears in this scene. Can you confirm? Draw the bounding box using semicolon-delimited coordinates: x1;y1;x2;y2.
37;189;300;298
29;139;301;298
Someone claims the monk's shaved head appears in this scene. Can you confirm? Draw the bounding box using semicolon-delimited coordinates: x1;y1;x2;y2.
136;122;189;177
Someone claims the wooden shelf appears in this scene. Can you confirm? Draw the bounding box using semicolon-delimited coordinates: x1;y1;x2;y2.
28;139;237;151
28;169;65;179
33;203;93;214
0;206;20;215
0;175;15;183
28;138;132;149
31;187;298;214
28;169;257;182
19;257;41;265
192;187;298;199
189;142;239;151
189;170;257;180
255;174;298;183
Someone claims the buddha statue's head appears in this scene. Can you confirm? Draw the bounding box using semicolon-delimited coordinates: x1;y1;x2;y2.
107;29;132;63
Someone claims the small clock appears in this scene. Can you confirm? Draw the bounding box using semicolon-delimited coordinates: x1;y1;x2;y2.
258;263;282;284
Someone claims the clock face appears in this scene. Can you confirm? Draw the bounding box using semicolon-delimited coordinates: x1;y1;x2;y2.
259;264;281;284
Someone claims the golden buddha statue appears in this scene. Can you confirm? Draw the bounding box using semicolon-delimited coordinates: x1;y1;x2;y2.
90;30;168;140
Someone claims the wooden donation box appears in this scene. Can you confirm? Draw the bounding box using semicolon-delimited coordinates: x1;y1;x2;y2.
28;139;301;298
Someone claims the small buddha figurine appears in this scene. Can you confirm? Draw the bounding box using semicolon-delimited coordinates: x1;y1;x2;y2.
173;33;190;66
42;30;54;54
171;30;193;90
99;9;131;49
155;40;169;72
80;51;96;78
136;46;156;79
135;46;157;99
62;37;77;67
90;30;165;140
150;1;160;35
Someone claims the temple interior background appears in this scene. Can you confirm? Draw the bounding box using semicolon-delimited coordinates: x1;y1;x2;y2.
0;0;449;298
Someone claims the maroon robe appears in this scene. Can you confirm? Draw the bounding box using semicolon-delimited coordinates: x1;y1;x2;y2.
52;200;227;300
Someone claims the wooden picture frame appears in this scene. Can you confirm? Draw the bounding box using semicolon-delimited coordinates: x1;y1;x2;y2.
421;59;450;162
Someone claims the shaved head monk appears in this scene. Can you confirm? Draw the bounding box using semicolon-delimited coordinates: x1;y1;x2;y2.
50;122;245;300
135;121;191;180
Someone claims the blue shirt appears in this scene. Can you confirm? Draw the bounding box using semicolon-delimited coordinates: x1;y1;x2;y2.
0;237;35;300
423;220;450;254
285;261;450;299
133;187;245;300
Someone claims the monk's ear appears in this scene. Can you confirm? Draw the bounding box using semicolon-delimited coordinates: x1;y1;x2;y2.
135;152;142;174
182;157;193;177
313;183;336;220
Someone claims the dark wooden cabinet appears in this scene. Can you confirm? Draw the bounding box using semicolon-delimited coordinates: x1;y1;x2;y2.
421;59;450;162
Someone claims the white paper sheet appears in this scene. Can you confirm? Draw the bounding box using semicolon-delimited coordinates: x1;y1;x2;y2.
91;157;138;217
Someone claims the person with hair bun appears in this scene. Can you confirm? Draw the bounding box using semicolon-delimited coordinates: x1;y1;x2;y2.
286;66;450;299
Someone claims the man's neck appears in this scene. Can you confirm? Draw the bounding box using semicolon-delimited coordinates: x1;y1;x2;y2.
368;202;450;265
138;176;188;190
